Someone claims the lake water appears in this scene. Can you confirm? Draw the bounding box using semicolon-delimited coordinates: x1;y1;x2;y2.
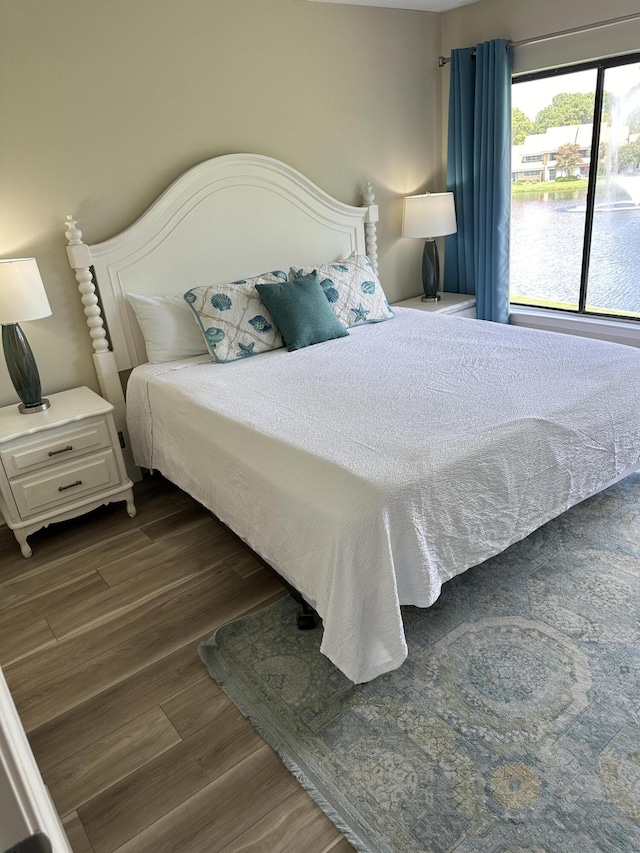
510;191;640;316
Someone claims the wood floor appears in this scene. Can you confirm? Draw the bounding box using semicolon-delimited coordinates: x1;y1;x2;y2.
0;474;354;853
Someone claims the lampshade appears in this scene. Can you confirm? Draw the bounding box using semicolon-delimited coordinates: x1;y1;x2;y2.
0;258;52;324
402;192;457;239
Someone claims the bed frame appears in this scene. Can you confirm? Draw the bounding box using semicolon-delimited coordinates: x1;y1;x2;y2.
64;153;379;476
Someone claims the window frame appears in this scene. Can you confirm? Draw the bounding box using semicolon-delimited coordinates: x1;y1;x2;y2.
512;51;640;322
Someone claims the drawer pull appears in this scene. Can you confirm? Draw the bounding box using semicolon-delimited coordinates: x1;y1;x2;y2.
58;479;83;492
48;445;73;457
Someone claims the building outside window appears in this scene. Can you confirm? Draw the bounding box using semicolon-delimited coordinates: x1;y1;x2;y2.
511;53;640;320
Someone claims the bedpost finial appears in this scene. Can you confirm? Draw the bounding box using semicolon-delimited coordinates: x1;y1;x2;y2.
65;215;83;245
363;182;376;206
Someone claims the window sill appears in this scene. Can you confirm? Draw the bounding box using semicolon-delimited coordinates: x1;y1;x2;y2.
509;305;640;348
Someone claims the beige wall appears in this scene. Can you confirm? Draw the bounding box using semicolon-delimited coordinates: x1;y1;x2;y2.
0;0;442;407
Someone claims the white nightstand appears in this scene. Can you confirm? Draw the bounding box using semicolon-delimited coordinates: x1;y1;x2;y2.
393;292;477;318
0;386;136;557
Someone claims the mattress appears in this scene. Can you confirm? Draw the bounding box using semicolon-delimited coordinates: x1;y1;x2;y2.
127;308;640;682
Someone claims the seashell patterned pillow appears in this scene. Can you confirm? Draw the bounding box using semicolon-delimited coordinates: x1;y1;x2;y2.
290;252;395;328
184;270;287;363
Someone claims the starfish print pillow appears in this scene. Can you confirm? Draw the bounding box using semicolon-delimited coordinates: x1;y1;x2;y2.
184;271;286;363
290;252;395;328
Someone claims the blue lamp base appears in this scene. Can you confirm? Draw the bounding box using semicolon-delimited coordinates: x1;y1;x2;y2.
421;239;441;302
1;323;50;414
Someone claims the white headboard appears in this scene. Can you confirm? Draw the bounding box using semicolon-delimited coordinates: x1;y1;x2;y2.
64;153;378;474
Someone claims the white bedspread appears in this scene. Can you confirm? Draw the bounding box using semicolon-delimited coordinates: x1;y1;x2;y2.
127;309;640;682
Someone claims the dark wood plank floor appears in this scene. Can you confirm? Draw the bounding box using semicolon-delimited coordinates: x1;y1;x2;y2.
0;474;353;853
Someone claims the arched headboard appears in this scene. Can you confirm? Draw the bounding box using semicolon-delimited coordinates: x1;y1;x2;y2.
64;153;378;474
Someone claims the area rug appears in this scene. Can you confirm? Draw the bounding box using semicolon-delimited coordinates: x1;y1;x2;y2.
199;474;640;853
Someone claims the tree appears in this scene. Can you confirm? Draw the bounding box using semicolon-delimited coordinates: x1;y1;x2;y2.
626;104;640;134
554;143;584;177
617;141;640;172
533;92;595;133
512;107;533;144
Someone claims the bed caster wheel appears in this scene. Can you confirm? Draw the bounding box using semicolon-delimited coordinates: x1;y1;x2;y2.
291;594;317;630
297;610;317;630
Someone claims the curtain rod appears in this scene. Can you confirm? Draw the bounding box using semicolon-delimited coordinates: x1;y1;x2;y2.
438;11;640;67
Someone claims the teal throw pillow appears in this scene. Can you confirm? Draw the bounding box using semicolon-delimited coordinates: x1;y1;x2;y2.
256;272;349;352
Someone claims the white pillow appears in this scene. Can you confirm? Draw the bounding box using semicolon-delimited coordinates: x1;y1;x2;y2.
126;292;208;363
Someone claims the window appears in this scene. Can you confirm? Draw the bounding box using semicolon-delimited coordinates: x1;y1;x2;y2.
522;169;543;177
523;155;543;162
511;53;640;320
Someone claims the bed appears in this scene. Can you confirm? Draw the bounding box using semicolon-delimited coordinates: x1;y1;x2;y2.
64;153;640;683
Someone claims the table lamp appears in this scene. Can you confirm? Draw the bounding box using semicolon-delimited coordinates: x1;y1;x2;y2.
402;192;457;302
0;258;52;413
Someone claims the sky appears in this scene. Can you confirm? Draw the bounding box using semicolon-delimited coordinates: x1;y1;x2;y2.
513;64;640;121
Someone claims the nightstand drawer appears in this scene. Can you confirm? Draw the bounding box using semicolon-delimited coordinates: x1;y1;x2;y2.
0;417;112;479
10;450;121;518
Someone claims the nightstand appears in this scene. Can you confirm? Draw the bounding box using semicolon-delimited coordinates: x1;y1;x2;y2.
393;292;477;318
0;386;136;557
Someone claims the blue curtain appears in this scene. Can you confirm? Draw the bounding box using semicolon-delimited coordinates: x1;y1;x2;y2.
443;39;512;323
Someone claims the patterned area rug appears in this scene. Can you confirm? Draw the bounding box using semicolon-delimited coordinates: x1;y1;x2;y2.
200;474;640;853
